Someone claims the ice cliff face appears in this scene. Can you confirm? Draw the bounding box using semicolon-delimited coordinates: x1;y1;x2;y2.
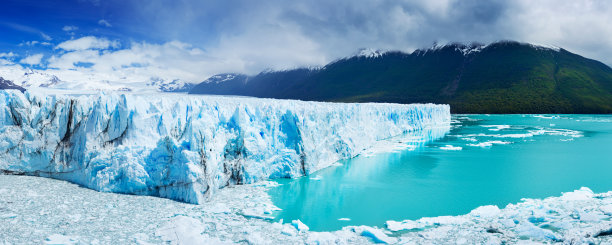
0;90;450;203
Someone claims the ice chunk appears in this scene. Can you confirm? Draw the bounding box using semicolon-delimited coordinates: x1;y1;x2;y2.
0;213;17;219
439;145;462;150
469;205;500;218
516;223;559;241
44;234;78;245
281;224;297;236
246;232;268;244
481;125;510;131
309;175;323;180
600;204;612;215
242;207;274;220
386;220;425;231
579;211;607;222
460;137;478;142
468;141;511;147
155;216;229;245
306;232;339;244
353;226;397;244
291;219;309;232
561;187;594;201
386;215;469;232
0;90;450;203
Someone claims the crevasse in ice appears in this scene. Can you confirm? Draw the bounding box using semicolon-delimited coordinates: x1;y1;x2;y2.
0;90;450;203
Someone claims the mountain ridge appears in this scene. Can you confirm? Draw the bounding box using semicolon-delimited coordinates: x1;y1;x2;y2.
190;41;612;113
0;77;25;92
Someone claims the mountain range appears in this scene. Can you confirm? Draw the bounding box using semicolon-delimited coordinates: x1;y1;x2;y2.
0;66;195;93
189;41;612;113
0;77;25;92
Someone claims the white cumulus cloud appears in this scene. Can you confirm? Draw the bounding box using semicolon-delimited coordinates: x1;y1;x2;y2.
0;52;16;58
56;36;120;51
0;37;238;90
20;54;44;65
0;52;16;65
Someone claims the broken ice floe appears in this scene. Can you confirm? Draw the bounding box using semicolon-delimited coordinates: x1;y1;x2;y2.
2;175;612;244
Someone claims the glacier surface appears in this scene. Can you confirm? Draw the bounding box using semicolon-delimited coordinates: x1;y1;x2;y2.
0;90;449;203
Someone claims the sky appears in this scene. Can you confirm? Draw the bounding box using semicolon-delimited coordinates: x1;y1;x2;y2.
1;0;612;85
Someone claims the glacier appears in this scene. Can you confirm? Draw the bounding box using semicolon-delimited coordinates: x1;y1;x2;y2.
0;90;450;203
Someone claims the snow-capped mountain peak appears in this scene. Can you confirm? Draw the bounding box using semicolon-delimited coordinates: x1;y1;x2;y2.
146;77;195;92
2;67;64;88
529;43;561;52
354;48;386;58
413;42;487;56
455;43;487;55
203;73;244;84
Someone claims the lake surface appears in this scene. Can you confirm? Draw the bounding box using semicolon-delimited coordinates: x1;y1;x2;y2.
268;114;612;231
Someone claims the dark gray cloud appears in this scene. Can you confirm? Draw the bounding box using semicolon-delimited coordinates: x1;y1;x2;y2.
6;0;610;82
116;0;612;74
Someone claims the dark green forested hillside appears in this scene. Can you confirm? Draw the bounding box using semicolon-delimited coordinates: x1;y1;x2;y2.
189;41;612;113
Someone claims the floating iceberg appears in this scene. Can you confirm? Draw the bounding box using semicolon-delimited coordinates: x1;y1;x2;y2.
439;145;462;150
0;90;450;203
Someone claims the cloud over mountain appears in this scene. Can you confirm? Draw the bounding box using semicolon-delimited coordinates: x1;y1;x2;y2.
1;0;611;86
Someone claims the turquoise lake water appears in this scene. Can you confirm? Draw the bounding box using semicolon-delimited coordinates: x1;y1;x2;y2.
268;114;612;231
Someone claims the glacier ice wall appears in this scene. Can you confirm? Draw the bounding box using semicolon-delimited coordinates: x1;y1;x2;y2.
0;90;450;203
